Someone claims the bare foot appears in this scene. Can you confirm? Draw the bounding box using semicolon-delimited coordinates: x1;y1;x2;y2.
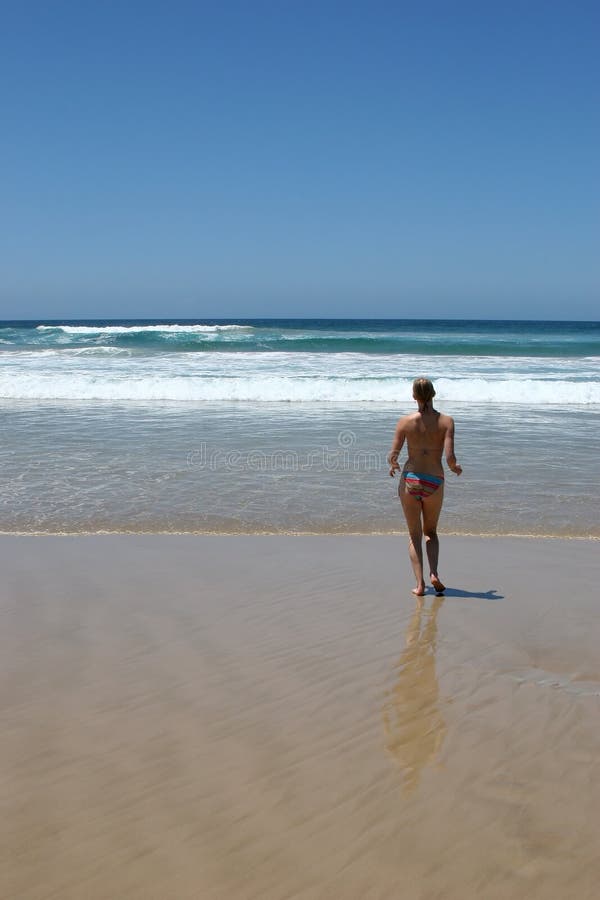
412;584;426;596
431;574;445;595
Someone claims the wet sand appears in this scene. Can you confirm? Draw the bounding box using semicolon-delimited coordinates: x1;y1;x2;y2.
1;534;599;899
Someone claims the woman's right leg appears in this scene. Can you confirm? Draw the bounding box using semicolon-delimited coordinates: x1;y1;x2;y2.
422;485;445;589
400;484;425;595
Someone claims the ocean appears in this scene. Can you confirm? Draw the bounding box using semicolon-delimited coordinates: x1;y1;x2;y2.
1;318;599;536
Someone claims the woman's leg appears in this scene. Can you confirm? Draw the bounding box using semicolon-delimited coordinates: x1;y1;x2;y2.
422;484;445;588
400;483;426;595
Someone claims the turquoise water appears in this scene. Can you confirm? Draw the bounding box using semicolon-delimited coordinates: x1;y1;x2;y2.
1;318;599;358
1;319;599;535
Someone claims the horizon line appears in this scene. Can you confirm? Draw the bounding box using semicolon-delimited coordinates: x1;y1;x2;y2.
2;316;599;325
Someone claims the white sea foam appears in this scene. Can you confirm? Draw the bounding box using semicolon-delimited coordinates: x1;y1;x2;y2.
1;372;599;403
69;346;132;355
35;324;253;334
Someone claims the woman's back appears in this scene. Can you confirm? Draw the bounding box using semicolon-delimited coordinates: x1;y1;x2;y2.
402;409;453;477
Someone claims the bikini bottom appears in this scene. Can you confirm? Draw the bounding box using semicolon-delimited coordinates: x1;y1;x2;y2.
402;471;444;501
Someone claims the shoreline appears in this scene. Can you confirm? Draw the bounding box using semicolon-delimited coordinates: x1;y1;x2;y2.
1;529;598;540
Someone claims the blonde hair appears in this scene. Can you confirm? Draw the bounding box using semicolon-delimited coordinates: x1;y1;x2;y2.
412;377;436;410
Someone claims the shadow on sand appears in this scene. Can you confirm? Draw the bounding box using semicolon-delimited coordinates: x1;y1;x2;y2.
430;587;504;600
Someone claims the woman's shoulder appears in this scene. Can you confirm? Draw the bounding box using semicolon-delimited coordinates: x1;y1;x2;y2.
396;411;418;425
438;412;455;429
399;412;420;428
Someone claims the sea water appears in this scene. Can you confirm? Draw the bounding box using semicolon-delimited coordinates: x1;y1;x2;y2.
1;319;598;536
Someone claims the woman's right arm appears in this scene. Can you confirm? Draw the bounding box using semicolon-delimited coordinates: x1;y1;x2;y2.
444;418;462;476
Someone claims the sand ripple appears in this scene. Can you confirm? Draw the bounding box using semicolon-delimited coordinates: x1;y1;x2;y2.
0;535;598;899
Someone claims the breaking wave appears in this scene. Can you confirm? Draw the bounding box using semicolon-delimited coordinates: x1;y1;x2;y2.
1;373;598;404
36;323;253;334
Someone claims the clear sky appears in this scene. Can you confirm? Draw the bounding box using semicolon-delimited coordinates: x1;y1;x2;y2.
1;0;598;319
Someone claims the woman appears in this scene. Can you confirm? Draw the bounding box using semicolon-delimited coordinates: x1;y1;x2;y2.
388;378;462;596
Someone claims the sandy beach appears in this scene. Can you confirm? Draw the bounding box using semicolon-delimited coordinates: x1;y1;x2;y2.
1;534;599;900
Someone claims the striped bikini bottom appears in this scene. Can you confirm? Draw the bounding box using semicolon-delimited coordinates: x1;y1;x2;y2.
402;471;444;501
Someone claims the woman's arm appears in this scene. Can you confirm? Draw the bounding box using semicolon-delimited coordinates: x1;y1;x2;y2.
444;418;462;475
388;418;406;476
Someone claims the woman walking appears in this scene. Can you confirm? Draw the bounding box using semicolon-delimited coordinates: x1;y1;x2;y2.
388;378;462;596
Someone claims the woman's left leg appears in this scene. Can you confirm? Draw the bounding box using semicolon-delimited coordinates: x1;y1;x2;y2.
400;483;426;595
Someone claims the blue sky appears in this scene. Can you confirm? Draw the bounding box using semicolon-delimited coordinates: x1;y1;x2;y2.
1;0;598;319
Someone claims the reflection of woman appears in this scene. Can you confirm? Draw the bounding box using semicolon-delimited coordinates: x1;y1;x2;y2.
383;597;445;793
388;378;462;596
